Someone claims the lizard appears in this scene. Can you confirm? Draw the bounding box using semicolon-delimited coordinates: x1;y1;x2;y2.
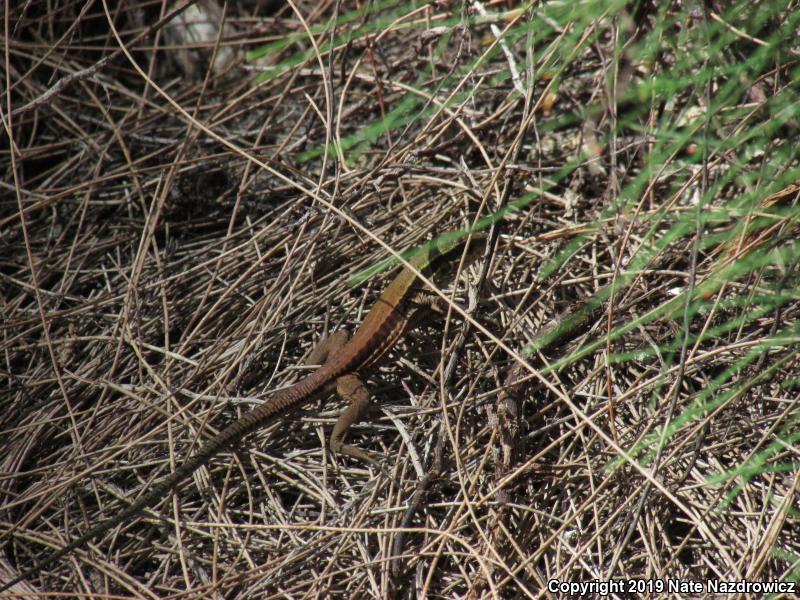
1;231;487;592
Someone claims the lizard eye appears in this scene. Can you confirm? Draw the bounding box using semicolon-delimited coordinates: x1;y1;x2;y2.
432;257;464;282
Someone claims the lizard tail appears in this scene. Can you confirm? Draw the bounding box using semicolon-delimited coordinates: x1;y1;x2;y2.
1;378;320;592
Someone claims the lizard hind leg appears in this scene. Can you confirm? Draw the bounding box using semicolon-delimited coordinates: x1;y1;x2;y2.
330;373;373;463
305;329;350;366
330;374;400;484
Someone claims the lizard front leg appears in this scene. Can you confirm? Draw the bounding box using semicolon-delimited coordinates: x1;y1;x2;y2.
411;291;450;315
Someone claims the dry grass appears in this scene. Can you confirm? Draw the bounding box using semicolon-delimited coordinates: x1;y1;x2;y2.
2;1;800;598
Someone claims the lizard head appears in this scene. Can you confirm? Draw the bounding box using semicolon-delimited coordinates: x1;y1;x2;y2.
419;231;488;284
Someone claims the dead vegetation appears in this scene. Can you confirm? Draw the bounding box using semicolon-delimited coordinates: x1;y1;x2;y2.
2;0;800;598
